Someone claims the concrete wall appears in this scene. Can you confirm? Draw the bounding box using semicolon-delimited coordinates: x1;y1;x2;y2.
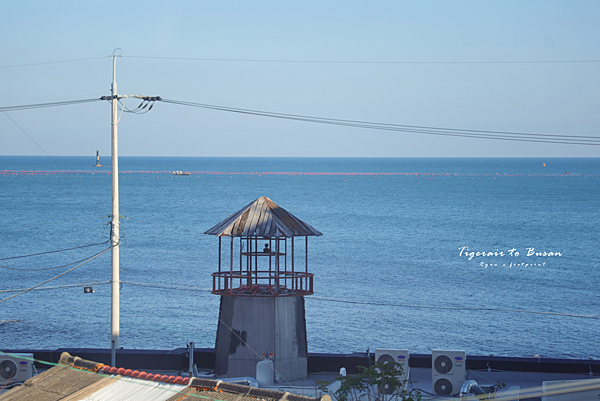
215;296;308;381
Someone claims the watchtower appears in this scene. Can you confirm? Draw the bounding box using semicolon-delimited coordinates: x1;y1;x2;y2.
205;197;322;381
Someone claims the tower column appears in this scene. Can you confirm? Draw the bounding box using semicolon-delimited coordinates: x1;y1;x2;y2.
215;296;307;380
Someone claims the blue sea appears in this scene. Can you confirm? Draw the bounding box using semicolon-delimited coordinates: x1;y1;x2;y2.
1;156;599;360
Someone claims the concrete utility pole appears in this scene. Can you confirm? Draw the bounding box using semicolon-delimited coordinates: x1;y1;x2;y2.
106;49;160;367
110;49;121;368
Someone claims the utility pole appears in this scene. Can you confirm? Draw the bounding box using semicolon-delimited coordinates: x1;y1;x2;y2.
110;49;121;368
105;49;160;367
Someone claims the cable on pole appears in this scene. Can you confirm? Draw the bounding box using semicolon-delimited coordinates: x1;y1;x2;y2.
121;55;600;65
0;241;110;261
0;281;110;293
114;280;599;321
0;56;109;69
0;244;114;304
0;98;104;112
100;95;161;114
159;98;600;146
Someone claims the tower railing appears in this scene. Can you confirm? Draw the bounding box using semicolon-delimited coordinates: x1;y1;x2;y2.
212;270;314;296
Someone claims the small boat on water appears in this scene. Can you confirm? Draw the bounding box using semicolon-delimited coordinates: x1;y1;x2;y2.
172;170;191;176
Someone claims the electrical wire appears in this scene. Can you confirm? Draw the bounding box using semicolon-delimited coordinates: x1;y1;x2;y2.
307;295;600;320
159;98;600;146
0;281;110;293
215;313;296;387
2;54;599;67
2;102;103;174
116;281;599;320
1;107;106;201
2;96;598;145
116;98;156;114
0;216;109;230
122;55;600;65
1;110;55;159
0;98;103;112
0;56;108;69
1;251;109;272
0;244;113;304
120;281;212;292
0;240;109;261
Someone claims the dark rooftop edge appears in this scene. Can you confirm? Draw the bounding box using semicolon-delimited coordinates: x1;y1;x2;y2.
2;348;599;375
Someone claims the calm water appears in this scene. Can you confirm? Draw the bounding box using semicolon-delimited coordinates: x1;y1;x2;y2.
1;156;599;359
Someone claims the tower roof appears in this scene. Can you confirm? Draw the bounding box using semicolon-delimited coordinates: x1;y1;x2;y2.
204;197;322;237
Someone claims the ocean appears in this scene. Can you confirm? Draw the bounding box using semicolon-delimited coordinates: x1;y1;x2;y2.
1;156;599;360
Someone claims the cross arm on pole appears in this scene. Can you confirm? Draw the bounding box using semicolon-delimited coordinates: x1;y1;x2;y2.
100;95;161;101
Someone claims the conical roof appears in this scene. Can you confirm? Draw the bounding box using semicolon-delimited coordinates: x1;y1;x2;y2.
204;197;322;237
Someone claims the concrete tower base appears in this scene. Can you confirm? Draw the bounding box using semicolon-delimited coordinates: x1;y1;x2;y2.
215;296;308;381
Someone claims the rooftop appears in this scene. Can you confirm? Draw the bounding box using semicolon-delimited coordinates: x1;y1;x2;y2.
204;197;322;237
0;352;330;401
3;349;600;400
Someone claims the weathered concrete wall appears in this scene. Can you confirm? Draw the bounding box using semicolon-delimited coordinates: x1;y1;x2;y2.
215;296;308;381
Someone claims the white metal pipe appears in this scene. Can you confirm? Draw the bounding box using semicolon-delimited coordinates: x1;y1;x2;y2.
110;52;120;366
460;380;486;398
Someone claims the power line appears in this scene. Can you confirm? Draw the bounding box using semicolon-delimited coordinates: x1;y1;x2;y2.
307;295;600;320
0;244;113;304
1;111;55;158
0;240;109;261
1;250;110;272
0;98;103;112
0;56;108;69
116;281;599;321
121;281;212;292
160;98;600;146
2;93;598;146
1;107;108;201
2;54;599;68
0;281;110;293
0;216;109;230
1;99;104;163
123;55;600;65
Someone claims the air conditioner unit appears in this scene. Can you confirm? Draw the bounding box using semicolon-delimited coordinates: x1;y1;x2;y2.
0;353;34;384
431;349;466;396
375;349;409;393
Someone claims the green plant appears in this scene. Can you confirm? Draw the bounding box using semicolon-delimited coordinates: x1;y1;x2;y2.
324;361;421;401
315;380;332;397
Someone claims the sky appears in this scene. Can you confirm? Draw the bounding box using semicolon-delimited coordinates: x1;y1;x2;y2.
1;1;599;157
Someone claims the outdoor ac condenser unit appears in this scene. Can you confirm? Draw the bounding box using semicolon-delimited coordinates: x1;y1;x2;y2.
431;349;466;396
0;353;34;384
375;349;409;393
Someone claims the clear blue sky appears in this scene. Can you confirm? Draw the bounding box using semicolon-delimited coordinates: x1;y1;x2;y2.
1;1;599;157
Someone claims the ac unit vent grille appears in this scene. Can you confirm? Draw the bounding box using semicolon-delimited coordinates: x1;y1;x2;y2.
0;359;18;380
434;354;453;374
